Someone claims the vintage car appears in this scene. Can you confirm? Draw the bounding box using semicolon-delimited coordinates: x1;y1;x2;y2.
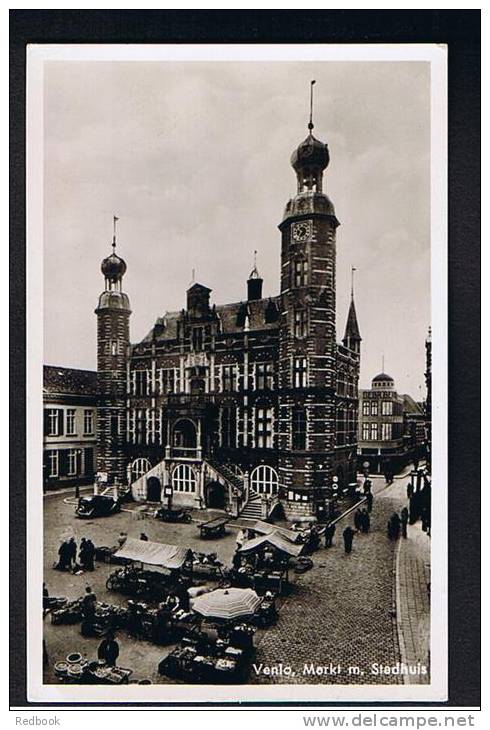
154;506;192;524
75;494;121;519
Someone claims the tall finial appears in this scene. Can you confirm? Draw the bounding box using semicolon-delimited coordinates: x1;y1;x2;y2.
253;250;257;268
382;353;385;373
351;266;356;300
112;215;119;251
191;267;195;284
308;80;316;131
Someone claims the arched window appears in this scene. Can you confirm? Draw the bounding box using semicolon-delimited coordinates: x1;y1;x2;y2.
131;457;151;483
173;419;197;448
172;464;196;493
251;465;278;495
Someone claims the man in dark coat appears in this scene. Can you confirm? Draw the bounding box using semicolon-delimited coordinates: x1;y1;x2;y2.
97;632;120;667
83;539;95;571
354;509;362;531
407;481;414;499
361;508;370;534
391;513;401;539
56;541;70;571
366;491;373;513
324;523;336;548
67;538;77;569
342;526;355;554
401;507;409;538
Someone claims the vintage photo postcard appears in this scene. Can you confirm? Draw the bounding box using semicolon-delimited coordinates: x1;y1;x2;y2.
26;43;447;703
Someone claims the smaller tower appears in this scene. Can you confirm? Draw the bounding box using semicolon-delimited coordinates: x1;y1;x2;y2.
95;217;131;486
342;268;362;355
247;251;263;301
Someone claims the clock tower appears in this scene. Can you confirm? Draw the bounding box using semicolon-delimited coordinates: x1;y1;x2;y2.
95;220;131;487
277;86;340;517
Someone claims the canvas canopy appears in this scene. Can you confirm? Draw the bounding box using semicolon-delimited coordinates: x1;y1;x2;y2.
252;520;303;544
113;537;192;570
238;532;303;557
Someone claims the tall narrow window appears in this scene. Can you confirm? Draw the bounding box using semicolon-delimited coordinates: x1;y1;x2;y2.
381;423;392;441
47;450;58;477
66;409;76;435
362;400;370;416
294;309;308;338
192;327;204;352
362;423;370;440
292;407;307;450
294;356;307;388
381;400;393;416
370;401;378;416
370;423;378;440
222;365;236;392
221;406;237;448
134;370;149;396
256;362;274;390
47;409;61;436
256;406;273;448
294;257;308;287
67;449;78;476
83;409;94;435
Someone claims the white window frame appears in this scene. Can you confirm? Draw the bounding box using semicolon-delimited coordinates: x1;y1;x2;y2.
47;409;60;436
293;356;307;388
255;406;273;449
66;409;76;435
67;448;77;476
172;464;197;493
47;450;59;477
251;465;278;495
83;409;94;435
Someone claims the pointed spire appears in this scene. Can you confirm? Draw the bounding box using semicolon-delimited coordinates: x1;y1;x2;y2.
343;297;361;342
308;80;316;132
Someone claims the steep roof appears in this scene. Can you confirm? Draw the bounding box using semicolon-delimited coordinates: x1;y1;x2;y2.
141;295;281;343
343;297;361;341
401;394;425;415
43;365;97;396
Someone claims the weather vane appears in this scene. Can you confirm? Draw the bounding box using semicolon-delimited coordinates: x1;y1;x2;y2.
112;215;119;251
308;80;316;131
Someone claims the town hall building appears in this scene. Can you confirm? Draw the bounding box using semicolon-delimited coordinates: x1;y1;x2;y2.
95;106;362;520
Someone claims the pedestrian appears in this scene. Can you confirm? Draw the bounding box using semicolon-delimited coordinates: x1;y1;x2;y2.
324;522;336;548
78;537;87;569
342;526;355;554
401;510;408;538
407;482;414;499
361;508;370;534
391;513;401;540
97;632;120;667
117;531;127;549
236;528;247;550
366;491;373;513
139;532;149;541
66;537;77;569
363;479;372;495
86;539;96;570
387;519;394;540
354;509;362;531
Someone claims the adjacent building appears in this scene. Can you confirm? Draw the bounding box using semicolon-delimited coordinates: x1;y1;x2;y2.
358;372;428;475
95;111;362;519
43;366;98;490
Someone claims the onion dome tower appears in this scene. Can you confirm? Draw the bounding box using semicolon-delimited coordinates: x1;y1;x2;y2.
95;217;131;487
278;81;341;517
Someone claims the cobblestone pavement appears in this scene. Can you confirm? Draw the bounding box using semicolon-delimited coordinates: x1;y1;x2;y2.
250;478;404;685
393;481;431;684
43;471;429;686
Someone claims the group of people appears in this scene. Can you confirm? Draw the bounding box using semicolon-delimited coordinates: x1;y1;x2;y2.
387;507;409;540
354;507;371;534
55;536;95;572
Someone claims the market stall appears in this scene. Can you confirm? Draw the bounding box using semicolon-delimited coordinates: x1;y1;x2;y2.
106;538;193;600
235;532;304;594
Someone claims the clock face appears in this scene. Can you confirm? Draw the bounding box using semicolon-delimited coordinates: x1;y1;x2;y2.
291;221;312;243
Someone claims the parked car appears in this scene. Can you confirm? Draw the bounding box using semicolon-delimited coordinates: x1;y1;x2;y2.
75;494;121;519
154;506;192;524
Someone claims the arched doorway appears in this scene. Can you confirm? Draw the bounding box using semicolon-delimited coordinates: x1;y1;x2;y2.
146;476;162;502
205;480;226;509
173;419;197;448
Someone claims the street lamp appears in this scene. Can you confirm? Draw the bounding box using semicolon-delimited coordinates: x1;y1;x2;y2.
74;449;82;499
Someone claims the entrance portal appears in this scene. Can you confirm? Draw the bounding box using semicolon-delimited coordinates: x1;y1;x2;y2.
146;476;162;502
205;480;226;510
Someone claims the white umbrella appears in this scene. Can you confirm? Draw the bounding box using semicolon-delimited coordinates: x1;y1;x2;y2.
192;588;261;621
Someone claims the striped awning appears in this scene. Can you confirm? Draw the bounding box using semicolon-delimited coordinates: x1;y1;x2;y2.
192;588;261;620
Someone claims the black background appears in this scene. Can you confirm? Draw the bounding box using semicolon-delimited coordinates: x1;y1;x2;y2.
10;9;480;709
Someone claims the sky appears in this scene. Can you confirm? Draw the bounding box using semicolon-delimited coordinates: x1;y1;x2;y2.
43;60;430;397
